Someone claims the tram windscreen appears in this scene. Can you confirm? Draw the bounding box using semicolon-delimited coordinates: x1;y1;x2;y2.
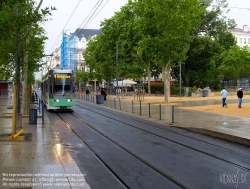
54;74;72;94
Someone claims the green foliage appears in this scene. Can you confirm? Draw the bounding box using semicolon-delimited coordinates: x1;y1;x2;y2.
171;0;237;90
75;69;90;83
218;45;250;80
0;0;54;81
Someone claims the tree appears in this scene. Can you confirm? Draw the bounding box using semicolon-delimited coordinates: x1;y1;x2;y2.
134;0;205;103
218;45;250;85
0;0;54;136
84;2;145;83
171;0;236;93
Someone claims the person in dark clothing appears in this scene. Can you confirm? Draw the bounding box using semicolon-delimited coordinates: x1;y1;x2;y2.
237;88;243;108
86;88;90;101
101;88;107;101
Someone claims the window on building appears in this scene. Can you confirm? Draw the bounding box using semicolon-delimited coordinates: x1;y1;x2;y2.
239;38;242;44
248;38;250;44
244;38;246;44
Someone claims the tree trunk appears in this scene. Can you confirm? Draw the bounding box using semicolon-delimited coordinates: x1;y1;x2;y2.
21;65;28;115
162;65;168;104
163;60;172;104
22;0;43;115
147;59;151;95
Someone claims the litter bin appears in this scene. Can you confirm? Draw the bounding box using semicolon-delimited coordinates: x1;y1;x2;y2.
202;90;208;97
29;108;37;124
96;95;104;104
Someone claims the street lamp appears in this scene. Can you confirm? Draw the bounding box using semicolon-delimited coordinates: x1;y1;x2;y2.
116;44;118;96
180;62;182;98
45;54;53;70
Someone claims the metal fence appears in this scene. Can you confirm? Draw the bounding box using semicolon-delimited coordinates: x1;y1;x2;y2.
74;93;175;123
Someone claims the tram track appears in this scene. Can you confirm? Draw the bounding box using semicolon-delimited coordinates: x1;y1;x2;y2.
56;112;130;189
56;112;188;189
74;101;250;172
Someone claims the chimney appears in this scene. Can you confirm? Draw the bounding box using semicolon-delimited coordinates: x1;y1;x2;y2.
243;25;249;32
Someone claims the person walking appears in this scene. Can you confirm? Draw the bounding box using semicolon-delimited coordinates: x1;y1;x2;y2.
237;88;243;108
86;88;90;101
220;88;228;107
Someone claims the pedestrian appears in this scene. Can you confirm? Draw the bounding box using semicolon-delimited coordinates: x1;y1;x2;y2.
220;88;228;108
237;88;243;108
101;88;107;101
86;88;90;101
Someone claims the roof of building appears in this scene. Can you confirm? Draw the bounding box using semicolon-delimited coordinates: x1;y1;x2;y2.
228;27;250;34
74;28;102;40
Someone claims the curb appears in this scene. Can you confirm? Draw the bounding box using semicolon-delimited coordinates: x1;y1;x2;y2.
171;126;250;147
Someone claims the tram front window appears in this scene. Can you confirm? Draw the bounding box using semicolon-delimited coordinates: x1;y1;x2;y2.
54;74;72;95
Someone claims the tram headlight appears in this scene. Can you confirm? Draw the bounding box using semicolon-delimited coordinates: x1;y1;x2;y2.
54;99;59;102
67;99;72;102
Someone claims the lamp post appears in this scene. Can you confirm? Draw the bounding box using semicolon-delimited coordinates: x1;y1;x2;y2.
116;44;118;96
45;54;53;70
180;62;182;98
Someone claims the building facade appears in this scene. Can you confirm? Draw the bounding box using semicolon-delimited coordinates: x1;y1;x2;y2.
42;28;102;77
229;25;250;50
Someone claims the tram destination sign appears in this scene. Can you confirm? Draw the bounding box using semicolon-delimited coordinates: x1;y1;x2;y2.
54;74;71;79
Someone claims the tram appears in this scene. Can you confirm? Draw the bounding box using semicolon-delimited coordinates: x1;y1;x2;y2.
41;67;75;111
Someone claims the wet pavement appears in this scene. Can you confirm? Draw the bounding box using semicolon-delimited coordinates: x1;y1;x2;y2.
0;96;90;189
0;93;250;188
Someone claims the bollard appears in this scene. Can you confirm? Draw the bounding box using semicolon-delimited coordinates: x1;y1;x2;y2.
29;108;37;124
148;103;151;118
140;101;142;115
114;97;116;109
172;106;174;123
119;98;121;110
42;102;44;124
159;104;161;120
132;100;134;113
38;99;40;112
14;129;24;139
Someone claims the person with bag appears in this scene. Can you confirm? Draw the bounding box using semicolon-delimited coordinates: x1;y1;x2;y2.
237;88;243;108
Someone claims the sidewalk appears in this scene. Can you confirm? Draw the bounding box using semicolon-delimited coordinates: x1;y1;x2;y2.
0;96;90;189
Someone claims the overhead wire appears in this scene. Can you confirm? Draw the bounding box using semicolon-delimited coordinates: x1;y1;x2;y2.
51;0;105;51
75;0;104;35
48;0;110;55
66;0;106;47
84;0;110;28
48;0;83;53
82;0;106;28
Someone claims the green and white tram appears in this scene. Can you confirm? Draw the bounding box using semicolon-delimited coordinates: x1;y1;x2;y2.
41;67;75;110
